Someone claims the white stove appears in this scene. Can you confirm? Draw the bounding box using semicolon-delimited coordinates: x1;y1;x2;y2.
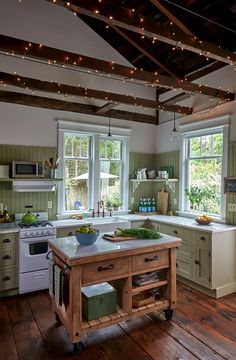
16;212;56;294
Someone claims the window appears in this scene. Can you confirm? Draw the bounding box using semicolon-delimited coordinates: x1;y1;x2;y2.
58;122;130;214
180;121;228;219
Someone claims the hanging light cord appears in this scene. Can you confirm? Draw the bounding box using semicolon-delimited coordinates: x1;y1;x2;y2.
108;106;112;137
164;0;236;35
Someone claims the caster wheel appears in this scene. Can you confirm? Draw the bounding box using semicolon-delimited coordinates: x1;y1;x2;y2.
73;341;84;354
164;309;173;321
55;313;61;324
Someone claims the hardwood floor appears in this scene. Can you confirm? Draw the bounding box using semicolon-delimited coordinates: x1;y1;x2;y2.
0;283;236;360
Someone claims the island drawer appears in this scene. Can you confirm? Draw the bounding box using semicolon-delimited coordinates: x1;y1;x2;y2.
82;257;129;284
132;249;169;272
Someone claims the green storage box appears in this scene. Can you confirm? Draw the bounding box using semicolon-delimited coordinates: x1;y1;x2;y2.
82;282;117;321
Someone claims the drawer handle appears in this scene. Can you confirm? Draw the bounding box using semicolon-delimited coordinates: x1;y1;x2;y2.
176;262;178;268
173;230;178;235
195;260;200;265
145;255;159;262
68;231;73;236
3;238;11;243
2;255;11;260
97;264;114;272
2;276;11;281
200;236;206;241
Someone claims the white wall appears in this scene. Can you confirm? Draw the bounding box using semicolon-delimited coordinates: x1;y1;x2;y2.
155;65;236;153
0;0;156;154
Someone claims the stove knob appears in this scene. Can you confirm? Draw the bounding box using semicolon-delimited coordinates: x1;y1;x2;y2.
41;230;45;236
35;231;40;236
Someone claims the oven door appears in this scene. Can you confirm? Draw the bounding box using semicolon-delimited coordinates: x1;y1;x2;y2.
19;236;52;273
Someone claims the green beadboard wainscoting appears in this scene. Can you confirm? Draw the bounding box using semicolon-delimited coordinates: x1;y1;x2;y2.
0;144;58;219
129;151;179;213
226;143;236;225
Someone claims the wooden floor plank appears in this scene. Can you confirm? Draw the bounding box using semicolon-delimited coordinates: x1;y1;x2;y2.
177;290;236;343
120;315;198;359
0;300;18;360
88;323;152;360
172;308;236;359
148;313;225;360
6;295;51;360
1;284;236;360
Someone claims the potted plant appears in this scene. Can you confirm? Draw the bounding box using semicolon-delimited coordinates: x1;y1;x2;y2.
112;198;122;211
105;199;113;211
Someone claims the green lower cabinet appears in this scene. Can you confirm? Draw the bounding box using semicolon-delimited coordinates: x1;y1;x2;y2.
82;282;117;321
193;243;210;287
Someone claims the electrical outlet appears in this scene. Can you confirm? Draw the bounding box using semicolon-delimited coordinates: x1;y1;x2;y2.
47;201;52;209
174;198;177;205
131;197;135;204
228;203;236;212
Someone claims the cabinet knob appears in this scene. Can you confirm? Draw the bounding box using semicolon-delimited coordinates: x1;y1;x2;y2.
200;236;206;241
2;255;11;260
176;262;178;268
97;264;114;272
2;276;11;281
173;230;178;235
3;238;10;243
145;255;159;262
194;260;200;265
68;231;73;236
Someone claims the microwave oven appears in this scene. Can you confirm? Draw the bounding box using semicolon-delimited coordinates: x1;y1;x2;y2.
12;161;44;178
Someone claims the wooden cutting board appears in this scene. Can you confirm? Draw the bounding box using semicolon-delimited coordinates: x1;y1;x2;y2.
103;234;138;242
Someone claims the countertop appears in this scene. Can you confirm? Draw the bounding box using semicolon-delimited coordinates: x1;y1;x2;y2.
0;222;19;234
51;217;130;228
49;233;181;260
118;214;236;233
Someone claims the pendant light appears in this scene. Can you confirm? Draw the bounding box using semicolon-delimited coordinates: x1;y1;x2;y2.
170;99;180;142
107;105;112;137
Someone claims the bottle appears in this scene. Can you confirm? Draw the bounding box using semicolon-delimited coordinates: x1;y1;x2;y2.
142;198;147;213
3;205;9;223
138;198;143;212
147;198;151;213
151;198;156;212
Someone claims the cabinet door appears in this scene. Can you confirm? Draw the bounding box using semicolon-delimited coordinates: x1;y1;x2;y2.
57;227;78;238
130;221;147;229
148;221;160;231
193;244;210;287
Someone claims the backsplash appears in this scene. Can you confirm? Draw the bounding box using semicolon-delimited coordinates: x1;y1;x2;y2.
0;144;57;219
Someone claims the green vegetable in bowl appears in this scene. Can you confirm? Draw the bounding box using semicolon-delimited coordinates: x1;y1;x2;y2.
114;227;162;240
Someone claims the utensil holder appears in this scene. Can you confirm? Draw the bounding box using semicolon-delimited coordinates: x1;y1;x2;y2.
50;169;58;178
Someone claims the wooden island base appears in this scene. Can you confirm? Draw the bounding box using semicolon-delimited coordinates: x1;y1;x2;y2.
48;234;181;353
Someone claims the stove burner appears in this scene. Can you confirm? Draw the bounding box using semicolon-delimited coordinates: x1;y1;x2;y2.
18;221;53;229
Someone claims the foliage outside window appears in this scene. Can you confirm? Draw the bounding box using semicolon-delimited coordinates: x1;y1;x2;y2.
184;130;224;216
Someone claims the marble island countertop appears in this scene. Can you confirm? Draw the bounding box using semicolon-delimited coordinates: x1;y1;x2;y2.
49;232;181;261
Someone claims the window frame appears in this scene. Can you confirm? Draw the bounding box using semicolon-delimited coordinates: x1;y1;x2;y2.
179;119;229;220
57;121;130;215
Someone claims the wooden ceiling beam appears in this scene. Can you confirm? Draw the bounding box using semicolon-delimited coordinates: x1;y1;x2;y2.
149;0;195;36
0;35;233;101
95;101;118;115
0;71;193;114
0;90;157;124
53;0;236;64
110;25;182;79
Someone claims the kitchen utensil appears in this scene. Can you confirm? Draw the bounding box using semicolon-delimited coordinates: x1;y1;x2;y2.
160;166;174;179
157;187;169;215
140;168;147;179
135;169;142;180
75;230;99;245
22;206;39;225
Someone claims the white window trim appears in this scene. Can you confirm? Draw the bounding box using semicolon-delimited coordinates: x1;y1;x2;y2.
57;120;130;215
179;116;229;220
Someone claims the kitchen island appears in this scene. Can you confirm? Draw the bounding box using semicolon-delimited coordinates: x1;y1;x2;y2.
48;233;181;353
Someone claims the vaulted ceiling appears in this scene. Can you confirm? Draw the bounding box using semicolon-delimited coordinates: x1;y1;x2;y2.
0;0;236;124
